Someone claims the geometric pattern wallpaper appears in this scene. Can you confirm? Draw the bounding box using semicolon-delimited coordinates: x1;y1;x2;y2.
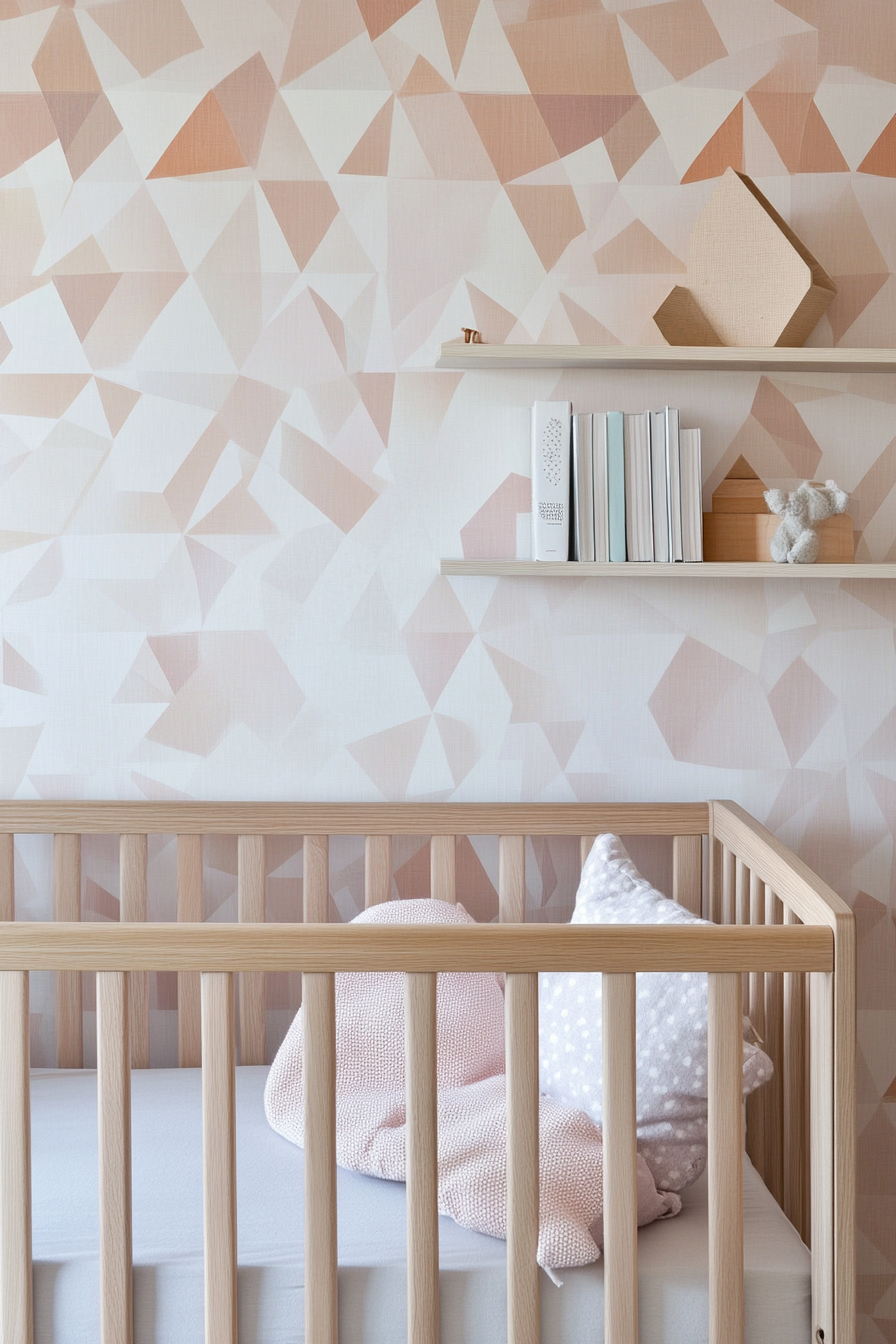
2;0;896;1333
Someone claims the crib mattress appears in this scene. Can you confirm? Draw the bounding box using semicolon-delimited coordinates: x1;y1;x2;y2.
30;1066;809;1343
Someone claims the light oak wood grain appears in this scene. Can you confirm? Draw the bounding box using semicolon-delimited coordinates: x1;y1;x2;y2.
120;834;149;1070
303;972;337;1344
745;871;767;1182
177;835;202;1069
0;921;832;973
237;836;266;1066
505;972;539;1344
0;971;31;1344
763;887;785;1207
303;836;329;923
672;834;702;916
440;559;893;578
365;834;392;907
436;341;896;372
580;835;597;870
499;835;526;924
97;971;132;1344
0;834;13;923
811;971;834;1344
0;802;710;837
406;973;439;1344
430;834;456;904
54;832;82;1069
602;973;638;1344
708;973;744;1344
784;910;808;1244
201;973;237;1344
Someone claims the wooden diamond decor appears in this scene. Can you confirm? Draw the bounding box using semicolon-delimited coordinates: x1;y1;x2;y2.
654;168;836;347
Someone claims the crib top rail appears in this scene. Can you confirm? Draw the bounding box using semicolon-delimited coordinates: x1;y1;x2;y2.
0;800;709;835
0;919;832;972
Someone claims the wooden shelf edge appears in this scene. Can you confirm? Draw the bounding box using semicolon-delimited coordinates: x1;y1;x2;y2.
436;343;896;372
441;560;896;579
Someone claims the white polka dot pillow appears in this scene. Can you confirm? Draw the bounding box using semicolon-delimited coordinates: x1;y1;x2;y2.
539;834;773;1194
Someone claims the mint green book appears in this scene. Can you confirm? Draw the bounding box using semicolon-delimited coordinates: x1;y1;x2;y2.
607;410;626;562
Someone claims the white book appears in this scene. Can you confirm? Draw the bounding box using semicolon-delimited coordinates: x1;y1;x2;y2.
680;427;703;562
650;409;671;563
572;412;595;562
623;411;654;562
592;412;609;563
666;408;682;561
531;401;572;561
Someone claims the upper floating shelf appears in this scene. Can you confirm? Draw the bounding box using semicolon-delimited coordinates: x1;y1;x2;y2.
436;343;896;373
441;560;896;579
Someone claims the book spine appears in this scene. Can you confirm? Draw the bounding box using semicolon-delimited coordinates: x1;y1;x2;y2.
531;401;572;561
680;427;703;562
592;412;609;563
651;408;670;562
607;411;626;562
572;413;595;562
667;407;682;562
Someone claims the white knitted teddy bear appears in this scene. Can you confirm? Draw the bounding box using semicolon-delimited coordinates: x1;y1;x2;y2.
763;479;849;564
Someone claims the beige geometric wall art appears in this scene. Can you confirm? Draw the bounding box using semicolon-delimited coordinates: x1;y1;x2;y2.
654;168;837;346
3;1;896;1335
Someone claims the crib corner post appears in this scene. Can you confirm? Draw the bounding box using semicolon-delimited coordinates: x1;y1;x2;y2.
0;969;32;1344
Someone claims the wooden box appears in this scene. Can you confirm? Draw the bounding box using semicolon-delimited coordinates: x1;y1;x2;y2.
702;511;854;563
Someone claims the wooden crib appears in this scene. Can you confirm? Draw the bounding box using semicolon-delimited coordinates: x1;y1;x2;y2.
0;800;854;1344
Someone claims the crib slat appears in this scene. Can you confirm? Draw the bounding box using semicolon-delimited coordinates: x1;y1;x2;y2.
735;860;749;1011
745;871;766;1183
0;834;13;921
177;835;202;1068
430;834;456;904
0;971;32;1344
505;971;539;1344
810;970;834;1343
120;834;149;1070
708;972;744;1344
406;973;439;1344
201;972;237;1344
304;971;337;1344
499;836;526;924
764;888;784;1205
579;834;596;870
304;836;329;923
602;972;638;1344
97;971;132;1344
365;834;392;907
672;835;702;917
237;835;266;1065
720;845;735;925
783;909;808;1242
709;835;722;924
54;832;82;1068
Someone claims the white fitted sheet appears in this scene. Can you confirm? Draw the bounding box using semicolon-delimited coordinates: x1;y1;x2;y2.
30;1066;809;1343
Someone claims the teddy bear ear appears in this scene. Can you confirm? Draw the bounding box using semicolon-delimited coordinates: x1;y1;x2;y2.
765;489;786;515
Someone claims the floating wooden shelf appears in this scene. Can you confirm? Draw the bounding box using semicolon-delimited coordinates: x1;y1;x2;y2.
436;343;896;373
441;560;896;579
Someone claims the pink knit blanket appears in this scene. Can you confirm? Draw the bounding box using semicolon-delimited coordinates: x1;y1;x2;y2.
264;898;680;1271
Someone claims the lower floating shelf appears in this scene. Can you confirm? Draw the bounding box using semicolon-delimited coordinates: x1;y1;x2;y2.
441;560;896;579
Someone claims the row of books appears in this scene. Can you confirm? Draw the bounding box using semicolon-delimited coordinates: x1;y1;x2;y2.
531;401;703;563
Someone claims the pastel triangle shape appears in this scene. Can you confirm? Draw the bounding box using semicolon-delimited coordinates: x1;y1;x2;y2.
340;98;394;175
148;92;248;179
682;98;743;182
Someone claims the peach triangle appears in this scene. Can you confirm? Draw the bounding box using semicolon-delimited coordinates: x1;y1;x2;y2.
436;0;478;75
355;0;421;42
826;273;888;342
505;184;585;271
351;373;395;444
148;91;248;179
340;99;393;176
594;219;685;274
885;1075;896;1099
859;114;896;177
53;273;121;341
467;282;517;345
682;99;743;183
260;180;340;268
95;379;140;436
401;57;452;95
